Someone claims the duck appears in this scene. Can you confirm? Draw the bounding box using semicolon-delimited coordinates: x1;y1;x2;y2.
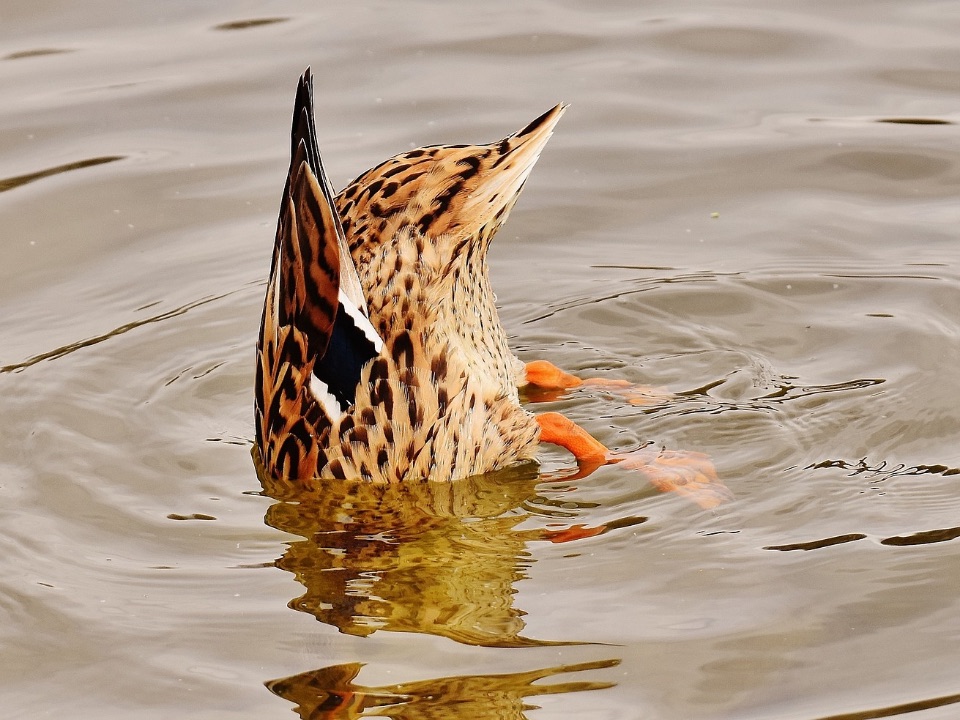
255;69;728;507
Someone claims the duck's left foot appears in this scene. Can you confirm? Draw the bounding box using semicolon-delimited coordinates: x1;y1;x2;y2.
524;360;673;406
535;412;731;509
607;446;731;510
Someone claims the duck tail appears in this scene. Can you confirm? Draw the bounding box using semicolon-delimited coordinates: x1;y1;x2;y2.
255;69;382;479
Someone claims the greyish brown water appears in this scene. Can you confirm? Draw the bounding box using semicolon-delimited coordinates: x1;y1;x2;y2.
2;2;959;718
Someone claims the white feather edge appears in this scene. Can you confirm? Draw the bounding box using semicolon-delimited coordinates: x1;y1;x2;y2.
335;232;369;316
306;288;384;421
338;288;384;353
309;373;344;422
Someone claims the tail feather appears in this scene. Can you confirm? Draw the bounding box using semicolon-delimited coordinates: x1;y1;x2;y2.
336;103;567;263
256;69;384;478
292;157;344;349
292;69;368;314
457;103;567;237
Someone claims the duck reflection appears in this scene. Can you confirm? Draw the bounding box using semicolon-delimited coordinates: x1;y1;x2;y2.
266;658;618;720
256;452;642;647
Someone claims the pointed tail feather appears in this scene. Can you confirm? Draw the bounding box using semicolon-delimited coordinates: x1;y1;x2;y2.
456;103;567;238
292;69;369;315
256;69;384;477
335;103;567;259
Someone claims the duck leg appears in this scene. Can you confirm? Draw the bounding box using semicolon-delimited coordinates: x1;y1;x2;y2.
525;360;731;508
523;360;674;406
534;412;731;510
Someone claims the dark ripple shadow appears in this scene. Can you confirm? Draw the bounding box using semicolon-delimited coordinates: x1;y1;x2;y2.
876;117;955;126
765;526;960;552
712;377;884;411
0;156;124;194
618;377;885;420
809;116;955;126
881;527;960;547
523;270;734;325
0;290;240;374
766;459;960;551
765;534;867;552
805;458;960;481
3;48;74;61
811;689;960;720
212;17;288;31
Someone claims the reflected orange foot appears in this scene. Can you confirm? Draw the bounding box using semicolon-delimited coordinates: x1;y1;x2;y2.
524;360;674;406
536;411;731;509
542;523;608;544
609;446;731;510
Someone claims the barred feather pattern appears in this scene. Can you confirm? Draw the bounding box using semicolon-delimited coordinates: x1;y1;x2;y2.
255;162;333;480
337;104;566;397
256;73;564;483
318;228;541;482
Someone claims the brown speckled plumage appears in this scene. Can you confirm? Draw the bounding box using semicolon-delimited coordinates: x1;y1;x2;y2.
255;68;565;484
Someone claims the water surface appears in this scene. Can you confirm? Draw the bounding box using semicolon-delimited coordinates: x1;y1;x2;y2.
2;2;959;718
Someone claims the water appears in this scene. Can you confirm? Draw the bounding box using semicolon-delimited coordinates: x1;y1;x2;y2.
2;2;959;718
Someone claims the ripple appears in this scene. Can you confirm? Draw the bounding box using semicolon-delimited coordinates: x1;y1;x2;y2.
881;527;960;547
806;458;960;482
407;31;603;58
765;534;867;552
651;25;813;58
211;17;288;31
0;156;124;194
808;116;957;127
4;3;960;718
876;117;955;126
0;291;238;374
811;689;960;720
621;376;886;421
3;48;74;61
822;150;951;181
876;68;960;93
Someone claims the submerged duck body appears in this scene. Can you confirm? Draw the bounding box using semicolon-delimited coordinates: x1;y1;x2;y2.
255;69;564;483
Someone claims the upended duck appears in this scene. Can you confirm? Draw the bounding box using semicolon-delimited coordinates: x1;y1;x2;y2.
255;69;728;508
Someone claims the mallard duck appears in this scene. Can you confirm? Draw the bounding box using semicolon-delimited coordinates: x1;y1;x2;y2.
255;69;728;507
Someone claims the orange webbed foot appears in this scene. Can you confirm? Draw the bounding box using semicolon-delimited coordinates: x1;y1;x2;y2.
607;446;731;510
535;412;731;509
536;412;608;466
524;360;674;406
